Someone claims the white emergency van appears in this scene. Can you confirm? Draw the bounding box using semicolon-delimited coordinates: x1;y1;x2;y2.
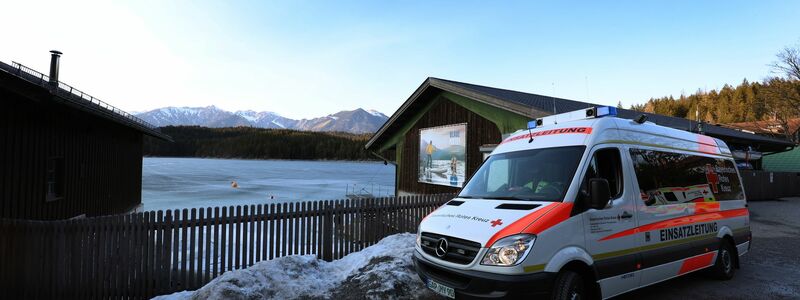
413;106;751;299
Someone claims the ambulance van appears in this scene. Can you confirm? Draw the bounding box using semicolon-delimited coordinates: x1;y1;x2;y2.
413;107;751;299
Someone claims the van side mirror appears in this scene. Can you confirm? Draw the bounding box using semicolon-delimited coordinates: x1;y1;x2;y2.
589;178;611;209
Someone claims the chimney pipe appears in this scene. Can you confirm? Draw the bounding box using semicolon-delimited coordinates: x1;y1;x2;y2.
49;50;62;84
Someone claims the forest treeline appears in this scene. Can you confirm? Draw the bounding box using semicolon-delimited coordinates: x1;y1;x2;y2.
626;78;796;124
144;126;378;161
626;44;800;141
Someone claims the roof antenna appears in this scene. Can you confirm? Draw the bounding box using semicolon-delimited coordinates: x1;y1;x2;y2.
551;82;557;114
528;126;534;143
551;82;558;124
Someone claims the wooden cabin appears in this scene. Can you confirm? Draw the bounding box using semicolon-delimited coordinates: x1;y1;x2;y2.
366;77;795;196
0;51;171;220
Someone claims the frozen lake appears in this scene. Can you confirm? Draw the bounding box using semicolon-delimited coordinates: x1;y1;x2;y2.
142;157;395;212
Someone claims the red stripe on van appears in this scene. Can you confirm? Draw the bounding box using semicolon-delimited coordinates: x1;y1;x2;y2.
484;203;557;246
678;252;716;274
697;135;718;154
500;127;593;144
694;202;721;213
598;208;748;241
522;202;574;235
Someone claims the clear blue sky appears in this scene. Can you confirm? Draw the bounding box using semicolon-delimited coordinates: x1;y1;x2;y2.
2;1;799;119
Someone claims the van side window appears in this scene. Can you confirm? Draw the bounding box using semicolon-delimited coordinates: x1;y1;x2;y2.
629;148;744;206
577;148;623;211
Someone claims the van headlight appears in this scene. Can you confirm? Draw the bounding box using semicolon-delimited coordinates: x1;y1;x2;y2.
416;228;422;246
481;234;536;266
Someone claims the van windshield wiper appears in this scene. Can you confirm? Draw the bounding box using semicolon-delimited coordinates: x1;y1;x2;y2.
487;196;535;201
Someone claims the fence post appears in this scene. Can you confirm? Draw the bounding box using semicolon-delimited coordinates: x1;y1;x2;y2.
322;202;334;262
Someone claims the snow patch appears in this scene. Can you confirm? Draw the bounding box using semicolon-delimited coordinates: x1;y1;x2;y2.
271;120;286;128
367;109;386;118
151;233;433;300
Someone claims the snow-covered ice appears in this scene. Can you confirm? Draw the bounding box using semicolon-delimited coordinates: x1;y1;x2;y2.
152;233;435;300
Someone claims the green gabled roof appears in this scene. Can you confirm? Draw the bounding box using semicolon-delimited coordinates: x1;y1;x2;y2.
763;147;800;172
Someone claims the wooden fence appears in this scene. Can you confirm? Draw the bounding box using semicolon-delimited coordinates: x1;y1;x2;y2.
0;194;453;299
740;170;800;200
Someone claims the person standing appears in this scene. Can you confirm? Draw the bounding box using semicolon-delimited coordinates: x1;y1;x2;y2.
426;141;434;170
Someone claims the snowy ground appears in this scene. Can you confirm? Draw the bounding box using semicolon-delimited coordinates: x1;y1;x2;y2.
152;233;437;300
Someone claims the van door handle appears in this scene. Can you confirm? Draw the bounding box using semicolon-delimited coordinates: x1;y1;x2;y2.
619;211;633;219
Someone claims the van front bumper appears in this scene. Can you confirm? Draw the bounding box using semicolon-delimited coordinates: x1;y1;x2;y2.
413;251;555;299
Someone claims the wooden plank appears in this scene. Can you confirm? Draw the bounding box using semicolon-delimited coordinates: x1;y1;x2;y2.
302;202;310;255
261;204;268;261
241;205;249;269
255;204;262;263
293;202;300;256
281;203;288;258
189;208;197;289
100;216;110;298
219;206;227;275
163;210;174;295
249;204;256;266
213;207;221;279
114;216;124;298
239;205;247;269
235;205;242;269
287;202;293;257
202;207;211;286
131;213;141;299
268;204;276;260
228;206;235;271
180;208;188;290
146;211;156;299
171;210;180;293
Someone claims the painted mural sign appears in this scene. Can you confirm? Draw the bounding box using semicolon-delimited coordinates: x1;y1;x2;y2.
419;124;466;187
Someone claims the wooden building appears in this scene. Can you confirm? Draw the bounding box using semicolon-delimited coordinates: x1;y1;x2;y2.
0;51;171;220
366;77;796;196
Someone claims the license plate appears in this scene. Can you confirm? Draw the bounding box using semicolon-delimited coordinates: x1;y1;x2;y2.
426;279;455;299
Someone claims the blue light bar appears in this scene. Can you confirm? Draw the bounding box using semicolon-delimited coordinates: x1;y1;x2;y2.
596;106;617;117
527;120;537;129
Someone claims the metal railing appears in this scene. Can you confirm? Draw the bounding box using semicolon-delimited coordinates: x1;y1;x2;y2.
1;61;161;133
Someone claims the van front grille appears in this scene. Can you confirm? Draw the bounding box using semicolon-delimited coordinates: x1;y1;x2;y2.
420;232;482;265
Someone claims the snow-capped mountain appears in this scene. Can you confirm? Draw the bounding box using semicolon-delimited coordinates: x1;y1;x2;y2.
136;106;388;133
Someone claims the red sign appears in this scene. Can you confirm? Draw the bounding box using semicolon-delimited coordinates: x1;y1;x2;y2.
705;164;719;193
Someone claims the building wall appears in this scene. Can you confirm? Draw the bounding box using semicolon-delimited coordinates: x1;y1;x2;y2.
397;97;502;195
0;85;143;220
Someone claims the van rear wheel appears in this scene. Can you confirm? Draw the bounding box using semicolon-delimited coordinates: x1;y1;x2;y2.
710;240;736;280
552;270;585;300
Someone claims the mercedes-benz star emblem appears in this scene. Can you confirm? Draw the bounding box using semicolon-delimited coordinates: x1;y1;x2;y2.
435;238;449;258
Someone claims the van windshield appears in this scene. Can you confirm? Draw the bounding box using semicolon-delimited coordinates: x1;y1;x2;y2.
458;146;586;201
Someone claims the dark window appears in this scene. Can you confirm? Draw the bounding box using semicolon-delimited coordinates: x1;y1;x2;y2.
576;148;624;212
459;146;586;201
46;157;64;201
629;149;743;206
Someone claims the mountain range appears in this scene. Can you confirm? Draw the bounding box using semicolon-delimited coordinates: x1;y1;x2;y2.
134;106;389;133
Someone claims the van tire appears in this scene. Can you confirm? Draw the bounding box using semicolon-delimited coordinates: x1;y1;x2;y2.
552;270;585;300
710;240;736;280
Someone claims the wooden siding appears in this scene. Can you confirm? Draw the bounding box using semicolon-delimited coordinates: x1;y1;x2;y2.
398;97;502;195
0;83;143;220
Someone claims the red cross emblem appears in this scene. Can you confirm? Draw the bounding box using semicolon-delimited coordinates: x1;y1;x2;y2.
490;219;503;227
704;164;719;193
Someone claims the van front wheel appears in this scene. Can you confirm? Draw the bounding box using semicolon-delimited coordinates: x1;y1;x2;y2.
710;240;736;280
552;270;585;300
